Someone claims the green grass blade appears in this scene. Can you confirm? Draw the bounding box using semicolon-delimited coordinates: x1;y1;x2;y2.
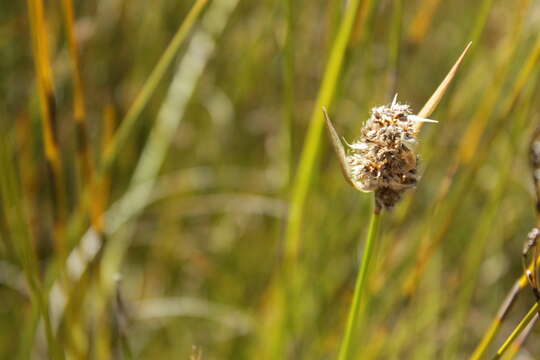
101;0;209;171
284;0;365;263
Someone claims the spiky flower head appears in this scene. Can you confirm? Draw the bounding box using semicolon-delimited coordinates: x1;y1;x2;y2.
324;42;471;213
335;97;434;210
345;97;437;210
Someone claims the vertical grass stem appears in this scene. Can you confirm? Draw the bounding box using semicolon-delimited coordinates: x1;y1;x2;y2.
338;196;381;360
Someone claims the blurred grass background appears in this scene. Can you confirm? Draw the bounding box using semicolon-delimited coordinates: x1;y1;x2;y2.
1;0;540;359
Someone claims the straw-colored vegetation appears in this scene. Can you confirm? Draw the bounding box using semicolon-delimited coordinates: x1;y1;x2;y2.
1;0;540;359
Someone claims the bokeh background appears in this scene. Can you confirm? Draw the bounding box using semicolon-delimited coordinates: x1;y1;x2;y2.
1;0;540;359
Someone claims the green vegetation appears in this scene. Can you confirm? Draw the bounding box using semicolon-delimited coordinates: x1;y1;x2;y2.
1;0;540;359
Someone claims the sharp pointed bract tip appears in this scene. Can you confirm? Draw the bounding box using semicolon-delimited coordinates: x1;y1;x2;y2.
416;42;471;129
408;115;438;124
392;93;398;106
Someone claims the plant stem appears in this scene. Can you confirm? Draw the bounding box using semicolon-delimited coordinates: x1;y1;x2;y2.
501;313;538;360
338;197;381;360
281;0;294;188
491;302;538;360
101;0;209;171
284;0;364;263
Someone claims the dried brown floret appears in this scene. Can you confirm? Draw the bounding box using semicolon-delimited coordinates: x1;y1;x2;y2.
324;43;472;213
342;98;433;210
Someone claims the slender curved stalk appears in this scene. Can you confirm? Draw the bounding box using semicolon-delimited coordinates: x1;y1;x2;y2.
284;0;364;263
471;319;502;360
469;245;540;360
61;0;106;234
47;0;238;332
443;65;536;360
490;303;538;360
0;137;62;360
58;0;208;252
281;0;294;187
27;0;67;257
387;0;402;96
501;313;539;360
338;197;381;360
101;0;208;171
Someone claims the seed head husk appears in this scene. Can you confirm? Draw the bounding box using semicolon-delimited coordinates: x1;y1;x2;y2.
345;100;425;210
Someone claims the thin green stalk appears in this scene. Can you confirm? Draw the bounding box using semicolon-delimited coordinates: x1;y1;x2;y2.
62;0;209;248
101;0;208;171
0;136;62;360
468;0;495;53
442;169;507;360
469;283;522;360
387;0;402;96
491;303;538;360
501;313;538;360
53;0;208;270
284;0;364;263
403;10;532;295
27;0;68;258
281;0;294;188
338;197;381;360
45;0;239;350
443;69;536;360
329;0;343;43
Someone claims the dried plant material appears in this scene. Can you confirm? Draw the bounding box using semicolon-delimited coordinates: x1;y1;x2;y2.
522;227;540;300
325;43;470;212
325;99;433;211
191;346;203;360
323;107;360;190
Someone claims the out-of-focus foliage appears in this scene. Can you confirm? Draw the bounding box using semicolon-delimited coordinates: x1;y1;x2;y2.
1;0;540;359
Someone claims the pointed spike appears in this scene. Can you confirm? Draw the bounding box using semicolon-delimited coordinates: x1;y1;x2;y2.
345;139;369;150
408;115;438;124
342;136;367;150
322;107;365;191
392;93;399;107
342;136;354;148
417;42;472;128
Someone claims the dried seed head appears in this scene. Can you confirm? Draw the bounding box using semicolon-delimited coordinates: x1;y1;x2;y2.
344;99;429;210
323;101;435;212
324;43;471;213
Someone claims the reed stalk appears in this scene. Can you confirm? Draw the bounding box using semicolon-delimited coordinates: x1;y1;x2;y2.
338;197;381;360
490;303;539;360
